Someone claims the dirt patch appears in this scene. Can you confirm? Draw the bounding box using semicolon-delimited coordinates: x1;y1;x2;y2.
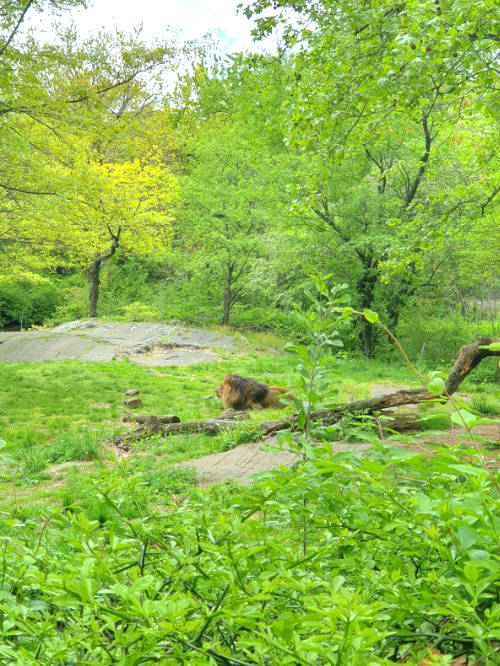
174;437;300;487
170;419;499;487
407;422;500;469
46;460;96;479
6;461;96;500
412;421;500;446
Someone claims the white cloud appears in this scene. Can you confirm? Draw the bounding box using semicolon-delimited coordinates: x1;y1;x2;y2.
60;0;260;53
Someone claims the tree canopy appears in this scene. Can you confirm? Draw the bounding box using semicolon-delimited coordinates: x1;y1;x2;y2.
0;0;498;356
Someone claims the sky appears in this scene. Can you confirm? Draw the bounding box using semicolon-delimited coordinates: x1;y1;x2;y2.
33;0;267;54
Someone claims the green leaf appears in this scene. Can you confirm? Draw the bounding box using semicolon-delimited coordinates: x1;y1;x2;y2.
463;562;479;583
362;309;379;324
427;377;445;394
479;342;500;351
450;408;486;428
456;526;479;550
415;492;434;514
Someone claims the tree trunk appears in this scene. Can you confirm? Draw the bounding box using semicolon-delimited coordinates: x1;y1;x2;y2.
361;321;375;359
386;294;405;334
386;271;417;333
88;257;102;318
87;231;121;319
221;264;233;326
222;291;231;326
357;261;378;359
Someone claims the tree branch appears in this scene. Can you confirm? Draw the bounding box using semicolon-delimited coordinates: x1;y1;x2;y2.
481;182;500;215
0;182;57;196
0;0;36;58
404;115;433;208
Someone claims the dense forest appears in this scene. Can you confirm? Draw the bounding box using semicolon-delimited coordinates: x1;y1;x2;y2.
1;0;498;362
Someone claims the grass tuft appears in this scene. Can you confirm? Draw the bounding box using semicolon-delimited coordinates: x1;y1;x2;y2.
46;429;104;464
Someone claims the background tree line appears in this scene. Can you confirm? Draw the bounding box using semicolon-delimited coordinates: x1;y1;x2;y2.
0;0;498;364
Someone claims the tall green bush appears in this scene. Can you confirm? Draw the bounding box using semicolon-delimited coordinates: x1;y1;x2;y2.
0;282;60;329
397;311;500;366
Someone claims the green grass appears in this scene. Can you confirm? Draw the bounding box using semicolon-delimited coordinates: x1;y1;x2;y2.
58;458;198;525
0;354;419;452
1;346;498;514
469;392;500;415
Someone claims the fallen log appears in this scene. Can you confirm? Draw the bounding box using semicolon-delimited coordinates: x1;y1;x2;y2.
112;337;500;445
121;413;181;428
114;409;250;447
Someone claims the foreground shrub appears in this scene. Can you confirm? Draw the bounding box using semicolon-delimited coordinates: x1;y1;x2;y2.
0;443;498;665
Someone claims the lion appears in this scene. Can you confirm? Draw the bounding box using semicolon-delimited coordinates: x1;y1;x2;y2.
214;374;291;410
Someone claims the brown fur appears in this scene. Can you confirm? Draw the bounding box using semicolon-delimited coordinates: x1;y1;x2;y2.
215;374;291;410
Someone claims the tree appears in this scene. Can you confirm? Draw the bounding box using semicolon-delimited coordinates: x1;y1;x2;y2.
241;0;500;355
1;1;87;282
0;17;185;292
181;122;269;326
37;153;178;317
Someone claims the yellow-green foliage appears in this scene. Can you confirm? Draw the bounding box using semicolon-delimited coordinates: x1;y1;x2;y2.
44;155;179;266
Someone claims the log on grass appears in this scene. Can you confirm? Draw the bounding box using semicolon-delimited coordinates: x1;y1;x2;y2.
261;337;500;435
114;409;250;448
122;413;181;428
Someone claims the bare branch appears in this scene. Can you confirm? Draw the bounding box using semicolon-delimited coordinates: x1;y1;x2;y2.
0;0;36;58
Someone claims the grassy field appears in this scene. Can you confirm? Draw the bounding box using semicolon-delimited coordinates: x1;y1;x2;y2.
1;331;499;516
1;333;499;664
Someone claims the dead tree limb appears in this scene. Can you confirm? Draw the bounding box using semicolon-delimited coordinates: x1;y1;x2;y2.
112;338;500;446
113;409;250;447
445;338;500;394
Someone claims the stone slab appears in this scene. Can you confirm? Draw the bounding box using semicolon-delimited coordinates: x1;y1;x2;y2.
175;439;374;487
0;333;113;362
0;320;234;365
130;349;219;366
50;320;234;349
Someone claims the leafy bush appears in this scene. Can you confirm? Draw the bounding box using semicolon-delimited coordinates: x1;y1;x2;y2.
0;281;60;329
98;255;159;317
470;393;500;416
215;422;264;450
230;305;305;334
0;444;498;664
397;312;500;366
49;285;87;324
118;301;162;321
142;464;197;496
463;359;499;385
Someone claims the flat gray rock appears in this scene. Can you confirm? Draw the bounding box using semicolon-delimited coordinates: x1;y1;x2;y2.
0;320;234;366
175;438;375;487
130;349;219;366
